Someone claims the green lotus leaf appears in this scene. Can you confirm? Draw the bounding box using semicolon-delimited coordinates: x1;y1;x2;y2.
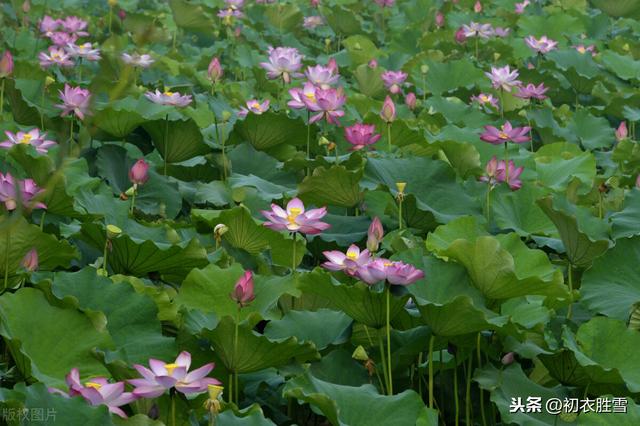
231;112;313;151
312;214;370;246
93;98;146;138
353;63;385;98
425;59;485;95
168;0;216;32
264;309;352;350
143;118;209;164
610;190;640;239
343;35;380;65
0;288;112;388
298;165;363;208
567;109;615;150
492;185;557;238
591;0;640;17
264;4;302;32
534;142;596;193
215;405;277;426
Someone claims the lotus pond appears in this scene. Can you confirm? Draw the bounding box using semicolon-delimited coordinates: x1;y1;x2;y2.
1;0;640;425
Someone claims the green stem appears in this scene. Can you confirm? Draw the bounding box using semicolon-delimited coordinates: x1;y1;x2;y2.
291;233;297;310
504;142;509;183
567;264;573;320
40;210;46;231
422;74;426;102
428;334;435;408
306;111;311;176
164;114;169;176
1;78;5;116
40;85;45;129
385;284;393;395
465;355;472;426
69;118;74;144
485;186;492;224
475;37;479;60
377;328;389;395
228;372;233;404
234;305;240;404
454;354;460;426
129;191;136;215
418;352;423;399
387;123;392;150
398;197;403;230
214;115;225;181
477;333;487;426
171;390;176;426
499;88;504;118
598;192;603;219
102;238;109;276
108;6;113;34
3;230;10;290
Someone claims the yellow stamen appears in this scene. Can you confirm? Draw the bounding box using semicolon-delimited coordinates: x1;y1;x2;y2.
304;93;316;101
164;91;174;97
346;251;358;260
287;207;302;224
85;382;102;389
498;131;509;139
250;102;262;111
577;46;586;54
20;134;33;144
479;95;488;102
164;363;179;375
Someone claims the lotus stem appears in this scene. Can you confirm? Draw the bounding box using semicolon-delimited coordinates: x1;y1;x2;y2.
101;237;109;276
291;232;297;310
387;123;392;150
108;6;113;34
3;230;10;291
129;191;136;215
163;114;169;176
504;142;509;183
428;334;435;408
40;84;46;129
499;88;504;118
418;351;423;399
477;333;487;426
598;192;603;219
398;196;403;230
40;210;46;231
234;305;240;404
465;355;472;426
306;111;311;176
214;115;225;181
567;264;573;320
485;186;492;224
377;328;389;394
454;354;460;426
385;283;393;395
171;389;176;426
228;372;233;404
1;78;5;116
475;37;479;61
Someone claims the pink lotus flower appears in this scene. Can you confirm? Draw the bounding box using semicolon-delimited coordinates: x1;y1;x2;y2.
49;369;137;418
479;156;501;186
261;197;330;235
56;84;91;119
1;129;57;153
303;16;324;29
474;0;482;13
455;27;467;43
238;99;270;117
616;121;628;141
344;123;381;151
22;248;38;272
485;65;521;92
496;160;524;190
217;8;244;20
48;31;78;47
230;270;255;306
435;11;445;28
327;58;338;73
0;51;13;78
208;57;223;82
515;0;530;14
574;44;596;56
39;15;61;34
61;16;89;37
322;244;371;276
144;90;192;107
356;259;424;286
288;82;317;110
493;27;510;37
38;47;74;68
405;92;417;110
307;87;346;125
515;83;548;100
66;42;101;61
462;22;494;38
380;96;396;123
480;121;531;144
524;35;558;54
367;217;384;253
381;70;407;95
129;159;149;185
368;59;378;68
0;172;46;211
471;93;499;108
374;0;395;7
122;53;154;68
129;352;221;398
260;46;304;84
305;64;339;88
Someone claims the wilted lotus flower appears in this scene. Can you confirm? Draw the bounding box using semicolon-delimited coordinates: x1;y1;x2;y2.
380;96;396;123
0;51;13;78
485;65;521;92
303;16;324;30
207;57;223;82
405;92;417;110
480;121;531;144
616;121;628;141
130;352;221;398
0;172;47;211
49;369;137;418
21;248;39;272
367;217;384;253
515;83;548;100
344;123;381;151
288;82;317;110
474;0;482;13
48;31;78;47
374;0;395;7
260;46;304;84
455;27;467;43
496;160;524;190
39;47;74;68
322;244;371;276
305;64;339;88
1;129;57;153
574;44;596;56
261;197;330;235
144;89;192;107
524;35;558;54
56;84;91;119
238;99;270;118
471;93;499;108
61;16;89;37
462;22;494;38
381;70;407;95
515;0;530;14
129;159;149;186
435;11;444;28
66;42;101;61
307;87;346;125
230;270;255;307
122;53;154;68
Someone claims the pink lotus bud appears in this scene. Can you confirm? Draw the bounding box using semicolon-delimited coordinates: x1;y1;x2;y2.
405;92;417;110
0;51;14;78
455;27;467;44
501;352;515;365
22;248;38;272
327;57;338;73
616;121;628;141
234;26;242;38
208;57;223;82
435;11;444;28
22;0;30;13
310;0;320;7
129;159;149;185
230;270;255;307
118;9;126;21
368;59;378;69
367;217;384;253
380;96;396;123
474;0;482;13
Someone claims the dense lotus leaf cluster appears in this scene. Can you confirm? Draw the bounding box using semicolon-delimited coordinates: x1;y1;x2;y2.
1;0;640;425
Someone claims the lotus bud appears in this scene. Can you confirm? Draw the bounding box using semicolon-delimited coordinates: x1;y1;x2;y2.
615;121;628;141
22;0;30;13
106;224;123;239
405;92;417;110
367;217;384;253
21;248;38;272
474;0;482;13
380;96;396;123
435;11;444;28
327;57;338;73
501;352;515;365
0;51;14;78
636;174;640;188
368;59;378;69
208;57;223;82
166;227;181;244
455;27;467;44
230;270;255;307
311;0;320;7
352;345;369;361
118;9;126;21
129;159;149;186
